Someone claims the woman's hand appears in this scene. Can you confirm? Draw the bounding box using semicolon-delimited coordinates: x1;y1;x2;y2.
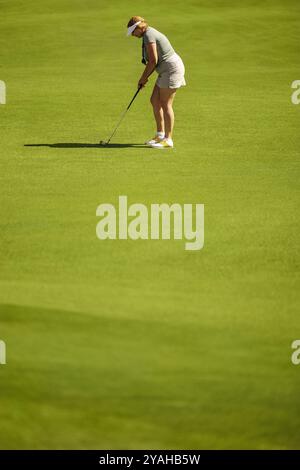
138;77;148;88
137;43;157;89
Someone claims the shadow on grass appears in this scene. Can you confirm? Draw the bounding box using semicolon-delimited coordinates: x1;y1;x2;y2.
24;143;148;149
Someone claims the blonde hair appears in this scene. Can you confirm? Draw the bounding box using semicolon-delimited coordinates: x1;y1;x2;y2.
127;16;148;31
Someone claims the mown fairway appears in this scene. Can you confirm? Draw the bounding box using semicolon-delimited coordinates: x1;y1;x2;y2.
0;0;299;449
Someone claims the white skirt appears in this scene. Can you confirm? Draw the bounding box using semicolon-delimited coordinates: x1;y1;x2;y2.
156;53;186;89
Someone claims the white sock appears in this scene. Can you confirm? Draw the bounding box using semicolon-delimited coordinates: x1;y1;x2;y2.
156;131;165;139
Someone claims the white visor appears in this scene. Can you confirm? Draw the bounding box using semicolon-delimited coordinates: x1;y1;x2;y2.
126;21;141;36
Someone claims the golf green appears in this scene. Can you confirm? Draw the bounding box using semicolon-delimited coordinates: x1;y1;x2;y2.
0;0;299;449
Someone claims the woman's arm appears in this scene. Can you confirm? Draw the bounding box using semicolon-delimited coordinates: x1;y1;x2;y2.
138;42;158;88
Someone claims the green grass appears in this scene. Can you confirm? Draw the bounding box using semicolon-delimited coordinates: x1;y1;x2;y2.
0;0;300;449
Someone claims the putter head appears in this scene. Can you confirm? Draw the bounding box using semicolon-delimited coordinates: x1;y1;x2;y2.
99;140;107;146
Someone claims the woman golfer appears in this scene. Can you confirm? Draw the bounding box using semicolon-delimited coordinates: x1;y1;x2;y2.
127;16;186;149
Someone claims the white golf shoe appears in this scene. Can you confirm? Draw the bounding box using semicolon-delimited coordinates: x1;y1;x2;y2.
145;135;164;146
150;138;174;149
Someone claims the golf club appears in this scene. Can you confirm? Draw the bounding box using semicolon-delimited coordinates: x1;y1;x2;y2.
100;85;142;145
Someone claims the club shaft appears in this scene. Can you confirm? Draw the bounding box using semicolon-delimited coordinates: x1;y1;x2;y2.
106;86;142;144
106;108;128;144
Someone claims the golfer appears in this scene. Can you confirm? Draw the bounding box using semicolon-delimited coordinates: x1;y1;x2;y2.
126;16;186;149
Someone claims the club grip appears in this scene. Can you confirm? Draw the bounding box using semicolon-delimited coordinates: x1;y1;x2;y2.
127;86;142;110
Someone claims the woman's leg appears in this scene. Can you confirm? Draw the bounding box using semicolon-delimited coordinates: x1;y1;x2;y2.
150;85;164;133
159;87;177;139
